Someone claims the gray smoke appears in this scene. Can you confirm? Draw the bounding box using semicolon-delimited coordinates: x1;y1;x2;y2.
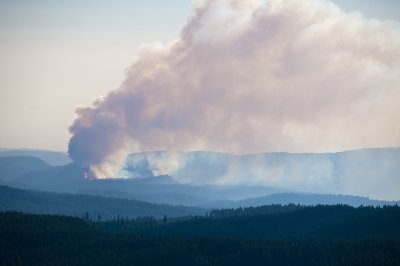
68;0;400;177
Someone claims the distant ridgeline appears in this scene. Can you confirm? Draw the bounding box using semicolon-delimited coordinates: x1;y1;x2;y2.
0;185;205;220
0;149;71;166
1;148;399;208
1;205;400;266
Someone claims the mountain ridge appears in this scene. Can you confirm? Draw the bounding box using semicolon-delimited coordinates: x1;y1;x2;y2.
0;185;205;220
0;149;71;166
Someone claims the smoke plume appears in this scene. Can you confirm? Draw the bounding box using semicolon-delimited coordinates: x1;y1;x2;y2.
68;0;400;177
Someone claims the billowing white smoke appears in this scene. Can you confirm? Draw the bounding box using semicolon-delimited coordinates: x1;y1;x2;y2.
120;151;185;178
68;0;400;177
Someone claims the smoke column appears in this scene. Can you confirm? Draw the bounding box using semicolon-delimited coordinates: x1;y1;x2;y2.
68;0;400;177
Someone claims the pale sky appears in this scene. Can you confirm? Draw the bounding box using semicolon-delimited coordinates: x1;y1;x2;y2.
0;0;399;151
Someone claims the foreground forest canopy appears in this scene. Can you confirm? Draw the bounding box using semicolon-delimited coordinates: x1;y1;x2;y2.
1;205;400;266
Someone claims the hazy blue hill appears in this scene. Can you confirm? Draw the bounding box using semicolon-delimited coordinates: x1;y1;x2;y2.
201;193;399;209
12;163;85;192
0;149;71;166
0;185;205;220
11;162;278;204
77;179;278;205
0;156;51;183
235;193;399;207
79;189;210;206
133;192;208;206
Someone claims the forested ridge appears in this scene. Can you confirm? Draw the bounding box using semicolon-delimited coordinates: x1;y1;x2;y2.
96;204;400;239
1;205;400;265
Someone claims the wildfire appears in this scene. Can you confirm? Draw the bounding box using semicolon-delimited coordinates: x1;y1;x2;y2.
80;166;96;180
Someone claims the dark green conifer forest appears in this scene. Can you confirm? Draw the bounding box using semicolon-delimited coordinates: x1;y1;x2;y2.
1;205;400;265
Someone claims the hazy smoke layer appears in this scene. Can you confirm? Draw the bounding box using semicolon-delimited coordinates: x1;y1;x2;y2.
68;0;400;176
120;148;400;200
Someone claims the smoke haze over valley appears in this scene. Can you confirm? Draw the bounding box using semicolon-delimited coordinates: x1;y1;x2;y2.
119;148;400;200
1;148;399;201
